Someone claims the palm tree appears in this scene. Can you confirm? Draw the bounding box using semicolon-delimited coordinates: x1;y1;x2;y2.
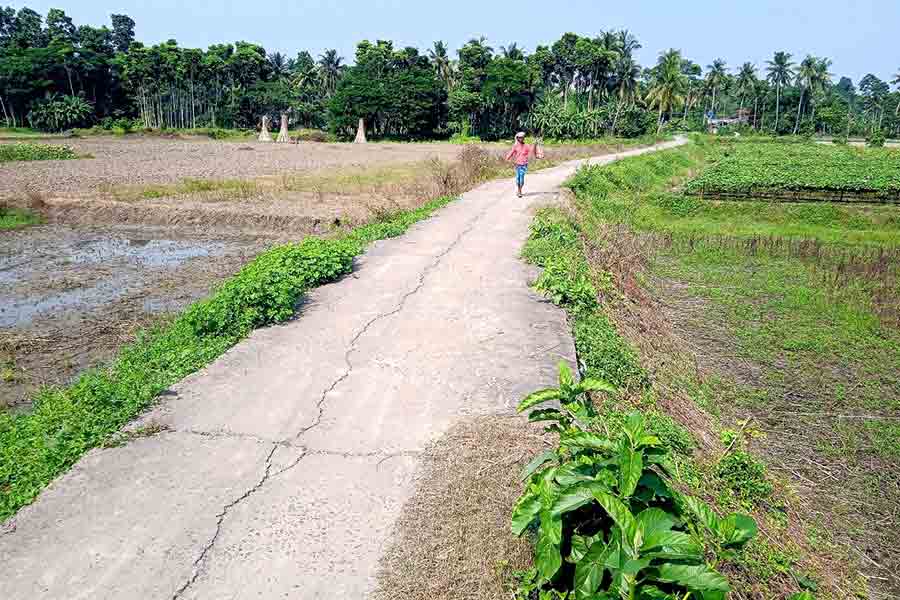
610;53;640;135
752;78;769;129
646;49;687;134
809;57;833;130
735;62;757;114
793;55;818;134
892;68;900;115
681;60;702;121
318;49;343;97
705;59;727;117
500;42;524;61
268;52;288;80
766;51;794;133
428;41;454;88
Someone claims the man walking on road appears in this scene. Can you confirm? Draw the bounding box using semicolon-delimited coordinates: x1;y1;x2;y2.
506;131;542;198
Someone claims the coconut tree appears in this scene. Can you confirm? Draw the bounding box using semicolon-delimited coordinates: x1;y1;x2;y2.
429;41;455;89
609;53;640;134
792;55;819;133
267;52;289;80
704;59;727;117
646;49;687;134
766;51;794;133
892;68;900;115
681;60;702;121
318;49;343;97
809;57;833;131
500;42;524;61
752;78;769;129
735;62;757;114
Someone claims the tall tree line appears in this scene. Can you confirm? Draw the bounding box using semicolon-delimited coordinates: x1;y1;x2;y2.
1;6;898;139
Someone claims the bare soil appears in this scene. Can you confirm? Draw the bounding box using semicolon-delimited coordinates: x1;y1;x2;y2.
0;137;464;197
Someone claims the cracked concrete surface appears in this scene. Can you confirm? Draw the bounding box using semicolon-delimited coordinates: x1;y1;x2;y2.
0;140;683;599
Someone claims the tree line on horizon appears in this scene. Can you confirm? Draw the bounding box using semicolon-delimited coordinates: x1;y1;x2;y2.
1;6;898;140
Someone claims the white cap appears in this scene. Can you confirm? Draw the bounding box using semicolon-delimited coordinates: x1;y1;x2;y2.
516;131;526;138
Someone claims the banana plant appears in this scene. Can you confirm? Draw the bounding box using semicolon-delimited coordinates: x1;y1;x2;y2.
513;370;757;600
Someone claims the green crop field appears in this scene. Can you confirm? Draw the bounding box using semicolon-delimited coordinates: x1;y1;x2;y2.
684;142;900;198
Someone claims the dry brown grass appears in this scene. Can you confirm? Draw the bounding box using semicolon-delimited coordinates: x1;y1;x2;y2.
374;416;549;600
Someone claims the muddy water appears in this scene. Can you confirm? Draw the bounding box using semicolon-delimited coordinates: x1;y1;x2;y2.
1;232;231;328
1;224;269;409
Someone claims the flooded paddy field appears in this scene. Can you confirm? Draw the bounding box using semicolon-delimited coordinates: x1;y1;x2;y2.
0;223;269;410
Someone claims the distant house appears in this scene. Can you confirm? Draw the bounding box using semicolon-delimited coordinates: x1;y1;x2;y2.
707;108;752;133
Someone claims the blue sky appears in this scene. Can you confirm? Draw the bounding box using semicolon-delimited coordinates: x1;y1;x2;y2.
7;0;900;83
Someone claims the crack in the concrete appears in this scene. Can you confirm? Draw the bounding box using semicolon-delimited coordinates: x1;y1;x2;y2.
291;202;494;445
175;428;293;446
171;443;296;599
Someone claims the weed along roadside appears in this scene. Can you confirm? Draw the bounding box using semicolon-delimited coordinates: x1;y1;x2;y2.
511;142;895;598
0;195;454;521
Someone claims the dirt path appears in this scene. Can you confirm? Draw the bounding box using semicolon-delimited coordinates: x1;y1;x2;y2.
0;139;684;599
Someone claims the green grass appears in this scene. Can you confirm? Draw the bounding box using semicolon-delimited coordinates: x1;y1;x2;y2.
0;195;455;521
0;127;47;138
0;207;41;230
0;142;78;162
684;141;900;196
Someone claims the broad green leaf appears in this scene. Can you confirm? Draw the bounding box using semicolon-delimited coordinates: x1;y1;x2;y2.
569;532;602;563
642;530;702;560
652;564;731;592
574;539;610;599
535;510;563;581
623;558;652;576
591;490;638;554
555;462;596;487
787;593;815;600
639;585;676;600
680;494;720;533
637;472;672;499
638;434;661;447
517;388;560;412
562;431;617;453
700;591;727;600
528;408;565;423
511;491;542;535
576;377;617;394
720;513;758;547
636;508;675;536
622;411;645;444
521;450;558;481
618;445;643;498
558;361;574;388
551;482;606;517
538;467;560;507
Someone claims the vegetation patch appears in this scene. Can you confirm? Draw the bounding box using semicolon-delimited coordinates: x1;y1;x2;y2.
684;142;900;199
0;142;77;162
0;195;454;521
517;144;885;597
0;206;41;230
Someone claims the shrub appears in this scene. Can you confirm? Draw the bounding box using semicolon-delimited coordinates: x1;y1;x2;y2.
573;312;648;391
513;364;757;599
715;450;773;507
866;130;886;148
27;94;94;132
832;134;848;145
0;142;77;162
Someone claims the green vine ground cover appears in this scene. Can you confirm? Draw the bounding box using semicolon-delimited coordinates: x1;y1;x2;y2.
0;196;453;521
684;142;900;198
0;142;78;162
0;207;41;230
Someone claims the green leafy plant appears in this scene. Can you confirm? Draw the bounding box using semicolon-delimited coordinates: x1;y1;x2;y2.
0;142;77;163
512;363;757;599
27;94;94;132
534;253;598;315
684;142;900;197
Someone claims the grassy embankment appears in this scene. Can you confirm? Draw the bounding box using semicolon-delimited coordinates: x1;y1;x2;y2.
518;139;899;598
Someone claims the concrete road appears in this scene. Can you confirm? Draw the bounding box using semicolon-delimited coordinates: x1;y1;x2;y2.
0;139;684;600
